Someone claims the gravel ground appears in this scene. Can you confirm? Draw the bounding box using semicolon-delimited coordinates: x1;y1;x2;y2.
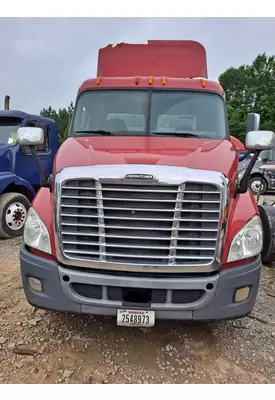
1;227;275;383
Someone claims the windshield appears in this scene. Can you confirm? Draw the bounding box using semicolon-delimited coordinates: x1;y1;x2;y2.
71;90;227;139
0;117;22;144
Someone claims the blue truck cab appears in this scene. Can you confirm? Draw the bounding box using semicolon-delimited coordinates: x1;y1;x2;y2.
0;107;58;238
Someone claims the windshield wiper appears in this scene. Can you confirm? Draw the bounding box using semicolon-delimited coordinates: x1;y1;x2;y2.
153;132;200;138
74;129;116;136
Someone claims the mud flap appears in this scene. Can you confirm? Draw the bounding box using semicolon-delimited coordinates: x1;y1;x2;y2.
258;205;275;266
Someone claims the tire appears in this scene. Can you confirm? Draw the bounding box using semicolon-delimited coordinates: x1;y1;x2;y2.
249;176;268;195
258;205;275;267
0;193;30;239
249;176;267;195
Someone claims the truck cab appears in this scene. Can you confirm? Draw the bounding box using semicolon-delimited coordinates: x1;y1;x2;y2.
17;41;275;325
0;102;58;238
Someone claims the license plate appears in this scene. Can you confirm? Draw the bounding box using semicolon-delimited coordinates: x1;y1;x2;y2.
117;309;155;327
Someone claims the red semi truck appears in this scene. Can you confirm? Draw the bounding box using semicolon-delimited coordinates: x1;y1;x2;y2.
17;40;275;327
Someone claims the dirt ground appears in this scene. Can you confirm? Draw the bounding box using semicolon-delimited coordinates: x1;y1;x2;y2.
1;203;275;384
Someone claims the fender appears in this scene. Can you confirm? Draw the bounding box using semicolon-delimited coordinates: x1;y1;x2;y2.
31;187;56;257
222;190;259;264
0;172;35;198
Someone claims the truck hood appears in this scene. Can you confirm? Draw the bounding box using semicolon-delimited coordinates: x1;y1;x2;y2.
54;137;238;180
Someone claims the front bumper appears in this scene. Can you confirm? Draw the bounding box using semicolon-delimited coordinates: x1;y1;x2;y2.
20;243;262;321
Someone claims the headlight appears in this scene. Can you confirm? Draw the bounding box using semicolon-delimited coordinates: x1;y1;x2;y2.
24;207;52;254
227;215;262;262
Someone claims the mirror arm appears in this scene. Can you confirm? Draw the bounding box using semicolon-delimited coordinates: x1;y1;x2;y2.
28;146;52;191
236;150;261;195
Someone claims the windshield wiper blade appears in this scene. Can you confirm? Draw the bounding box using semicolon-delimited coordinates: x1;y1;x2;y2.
74;129;116;136
154;132;200;138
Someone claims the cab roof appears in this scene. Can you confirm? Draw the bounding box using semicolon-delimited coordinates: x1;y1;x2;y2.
78;76;225;98
0;109;56;125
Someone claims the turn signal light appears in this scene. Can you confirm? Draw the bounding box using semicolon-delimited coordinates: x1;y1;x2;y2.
201;79;206;88
96;77;101;85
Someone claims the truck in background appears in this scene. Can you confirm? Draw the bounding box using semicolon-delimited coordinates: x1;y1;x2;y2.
17;40;275;326
238;148;275;195
0;95;58;238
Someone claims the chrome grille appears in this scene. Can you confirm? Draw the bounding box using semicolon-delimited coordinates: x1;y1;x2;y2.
59;179;222;268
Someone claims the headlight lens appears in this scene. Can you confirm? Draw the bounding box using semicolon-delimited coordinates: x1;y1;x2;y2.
227;215;262;262
24;207;52;254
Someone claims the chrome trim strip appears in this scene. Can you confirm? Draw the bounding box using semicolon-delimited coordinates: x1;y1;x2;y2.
95;180;106;262
54;164;229;273
61;231;217;241
169;182;185;265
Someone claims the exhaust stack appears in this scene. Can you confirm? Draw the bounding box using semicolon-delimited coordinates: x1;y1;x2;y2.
4;95;10;110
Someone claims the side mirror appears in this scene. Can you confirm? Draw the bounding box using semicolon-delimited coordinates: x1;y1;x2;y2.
246;113;260;133
16;127;50;189
237;130;275;195
16;127;44;146
245;130;275;151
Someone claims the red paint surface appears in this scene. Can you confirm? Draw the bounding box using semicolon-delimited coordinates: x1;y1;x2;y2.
230;135;246;151
97;41;208;79
54;137;237;180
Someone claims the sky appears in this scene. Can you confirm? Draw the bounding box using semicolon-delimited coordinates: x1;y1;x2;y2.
0;17;275;114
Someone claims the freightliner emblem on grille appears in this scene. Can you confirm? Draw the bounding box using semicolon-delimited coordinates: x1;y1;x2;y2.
124;173;156;180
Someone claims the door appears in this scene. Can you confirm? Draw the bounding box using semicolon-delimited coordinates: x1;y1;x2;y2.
15;120;52;189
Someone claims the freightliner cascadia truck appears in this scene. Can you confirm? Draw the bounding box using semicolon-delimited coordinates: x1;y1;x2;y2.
17;41;275;326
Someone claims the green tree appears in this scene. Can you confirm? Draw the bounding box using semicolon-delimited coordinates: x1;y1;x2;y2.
219;53;275;143
40;102;74;146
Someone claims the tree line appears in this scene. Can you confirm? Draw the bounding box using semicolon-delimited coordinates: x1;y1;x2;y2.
40;53;275;145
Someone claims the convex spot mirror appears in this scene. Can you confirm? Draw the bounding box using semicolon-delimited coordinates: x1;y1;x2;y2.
246;113;260;133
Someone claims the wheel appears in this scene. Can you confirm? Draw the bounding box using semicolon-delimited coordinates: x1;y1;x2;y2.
248;176;267;195
0;193;30;239
258;205;275;266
